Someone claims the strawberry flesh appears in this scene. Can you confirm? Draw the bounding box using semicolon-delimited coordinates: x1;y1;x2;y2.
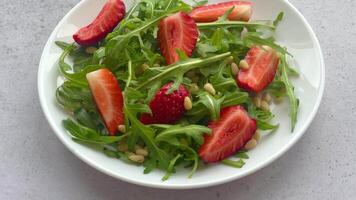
140;83;190;124
237;46;280;93
73;0;125;46
199;106;256;163
158;12;198;65
86;68;124;135
190;1;252;22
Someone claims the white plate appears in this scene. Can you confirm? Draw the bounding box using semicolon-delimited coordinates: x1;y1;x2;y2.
38;0;325;189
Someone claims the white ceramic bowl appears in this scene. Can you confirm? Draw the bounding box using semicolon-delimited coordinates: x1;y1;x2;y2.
38;0;325;189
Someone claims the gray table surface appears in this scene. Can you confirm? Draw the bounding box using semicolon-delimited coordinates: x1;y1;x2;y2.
1;0;355;199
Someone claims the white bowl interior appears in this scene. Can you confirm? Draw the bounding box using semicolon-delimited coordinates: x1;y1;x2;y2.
38;0;324;189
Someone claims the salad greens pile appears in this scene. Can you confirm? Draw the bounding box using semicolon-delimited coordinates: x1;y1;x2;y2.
55;0;299;180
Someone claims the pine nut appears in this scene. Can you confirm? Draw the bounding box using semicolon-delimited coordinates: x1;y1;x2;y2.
153;63;160;67
263;93;272;104
253;96;262;108
261;100;270;111
118;143;128;152
189;83;199;94
125;151;135;157
141;63;149;71
239;59;250;70
225;56;234;64
262;45;272;51
135;148;149;157
231;62;239;76
85;46;97;54
184;96;193;110
128;154;145;163
253;131;261;141
244;139;257;150
118;125;126;133
204;83;216;95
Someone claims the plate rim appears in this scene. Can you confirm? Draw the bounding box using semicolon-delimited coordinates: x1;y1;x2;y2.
37;0;325;189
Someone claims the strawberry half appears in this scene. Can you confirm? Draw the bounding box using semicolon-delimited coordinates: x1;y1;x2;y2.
86;68;124;135
140;83;190;124
199;106;256;163
237;46;280;93
190;1;252;22
73;0;125;46
158;12;198;65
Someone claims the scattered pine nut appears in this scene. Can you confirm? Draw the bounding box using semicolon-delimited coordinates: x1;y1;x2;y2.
85;46;97;54
253;131;261;142
253;96;262;108
239;59;250;70
263;93;272;104
244;139;257;150
128;154;145;163
225;56;234;64
189;83;199;94
260;101;270;111
262;45;272;51
153;63;160;67
231;62;239;76
118;125;126;133
204;83;216;95
184;97;193;110
118;143;128;152
125;151;135;157
135;148;149;157
141;63;149;71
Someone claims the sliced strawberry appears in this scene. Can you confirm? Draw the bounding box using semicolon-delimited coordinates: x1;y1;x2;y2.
158;12;198;65
86;68;124;135
140;83;190;124
190;1;252;22
199;106;256;163
73;0;125;46
237;46;280;93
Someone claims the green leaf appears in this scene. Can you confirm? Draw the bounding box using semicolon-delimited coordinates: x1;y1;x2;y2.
280;55;299;132
135;52;231;90
273;12;284;26
63;119;125;144
222;159;245;168
155;124;211;145
197;21;275;30
162;154;182;181
235;150;249;159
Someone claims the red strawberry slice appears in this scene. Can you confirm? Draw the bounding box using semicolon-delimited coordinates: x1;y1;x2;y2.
140;83;190;124
73;0;125;46
199;106;256;163
237;46;280;93
158;12;198;65
86;68;124;135
190;1;252;22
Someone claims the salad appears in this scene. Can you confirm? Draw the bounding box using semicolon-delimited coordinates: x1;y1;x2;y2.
55;0;299;180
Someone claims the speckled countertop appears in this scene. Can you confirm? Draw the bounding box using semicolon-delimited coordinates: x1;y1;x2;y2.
1;0;355;199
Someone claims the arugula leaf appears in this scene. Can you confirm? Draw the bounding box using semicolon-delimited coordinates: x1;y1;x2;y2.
162;154;182;181
63;119;125;144
235;150;249;159
222;159;245;168
273;12;284;26
280;55;299;132
135;52;231;90
155;124;211;145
